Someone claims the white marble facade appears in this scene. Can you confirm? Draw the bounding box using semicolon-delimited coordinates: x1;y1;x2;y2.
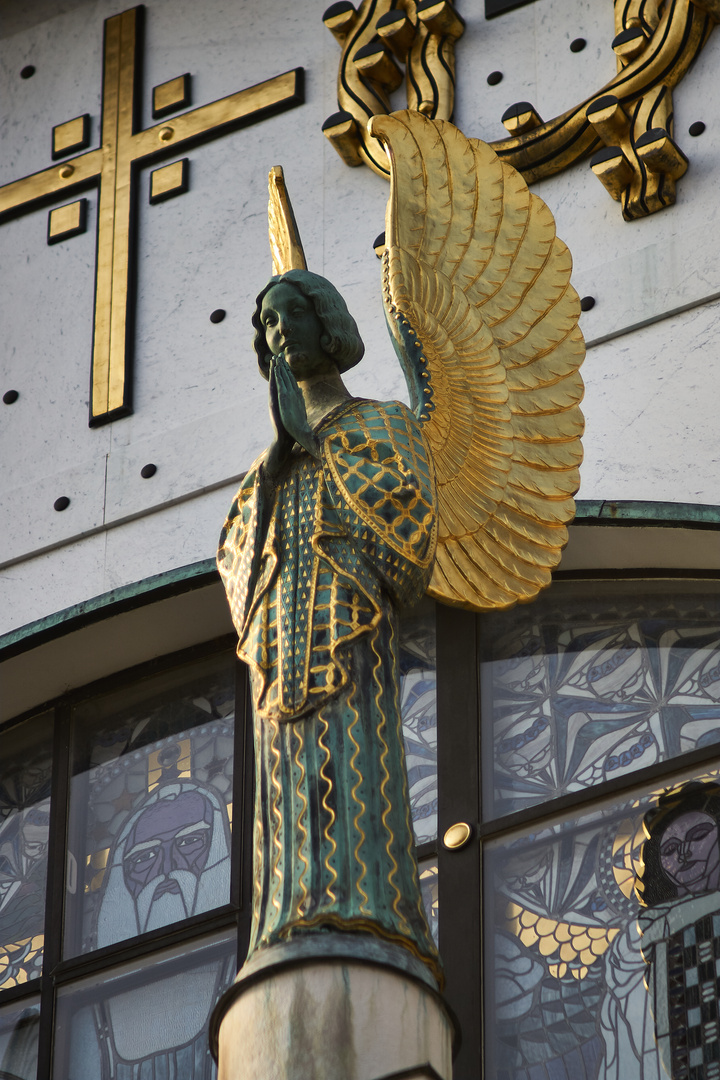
1;0;719;636
217;960;453;1080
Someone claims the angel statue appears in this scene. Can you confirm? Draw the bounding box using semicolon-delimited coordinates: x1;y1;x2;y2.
217;110;584;987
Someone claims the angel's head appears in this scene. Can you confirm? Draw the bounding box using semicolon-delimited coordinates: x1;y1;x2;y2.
252;270;364;380
638;781;720;905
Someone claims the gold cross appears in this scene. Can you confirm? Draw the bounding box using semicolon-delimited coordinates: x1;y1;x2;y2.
0;7;303;426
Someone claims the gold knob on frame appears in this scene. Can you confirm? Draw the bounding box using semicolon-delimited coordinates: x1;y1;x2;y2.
158;126;174;142
443;822;473;850
59;165;74;179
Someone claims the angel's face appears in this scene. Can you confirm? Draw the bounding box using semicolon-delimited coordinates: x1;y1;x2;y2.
659;810;720;895
261;283;335;380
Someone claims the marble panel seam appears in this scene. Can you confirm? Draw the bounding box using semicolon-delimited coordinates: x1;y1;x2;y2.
583;289;720;350
0;472;245;572
3;495;718;575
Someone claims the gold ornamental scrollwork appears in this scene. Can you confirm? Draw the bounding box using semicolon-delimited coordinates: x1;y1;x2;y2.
322;0;465;177
495;0;717;220
325;0;718;220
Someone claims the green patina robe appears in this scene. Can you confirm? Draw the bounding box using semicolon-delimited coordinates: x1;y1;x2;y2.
218;398;440;980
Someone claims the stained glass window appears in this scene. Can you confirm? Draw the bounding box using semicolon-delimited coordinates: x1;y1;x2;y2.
472;580;720;1079
65;652;236;957
400;607;438;844
480;583;720;819
0;714;53;992
54;929;235;1080
0;617;444;1074
0;995;40;1080
484;764;720;1080
4;574;720;1080
419;859;439;945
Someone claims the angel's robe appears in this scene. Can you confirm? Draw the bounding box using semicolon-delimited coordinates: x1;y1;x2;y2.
218;397;441;979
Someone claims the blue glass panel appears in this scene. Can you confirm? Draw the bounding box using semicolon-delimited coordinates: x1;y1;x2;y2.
0;995;40;1080
419;858;439;944
54;930;235;1080
481;583;720;818
400;607;438;843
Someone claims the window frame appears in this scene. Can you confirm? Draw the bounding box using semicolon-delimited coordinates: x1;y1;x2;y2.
4;568;720;1079
0;633;252;1080
436;570;720;1080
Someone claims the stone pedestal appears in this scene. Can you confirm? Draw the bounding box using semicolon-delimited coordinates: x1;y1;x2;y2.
211;934;456;1080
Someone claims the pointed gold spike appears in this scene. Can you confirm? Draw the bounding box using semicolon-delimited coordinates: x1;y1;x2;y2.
268;165;307;276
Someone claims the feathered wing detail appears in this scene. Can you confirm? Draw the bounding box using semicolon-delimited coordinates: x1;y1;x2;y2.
369;110;585;612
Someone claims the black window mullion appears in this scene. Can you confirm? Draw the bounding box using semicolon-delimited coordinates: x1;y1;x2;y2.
436;604;481;1080
62;748;90;961
37;702;72;1080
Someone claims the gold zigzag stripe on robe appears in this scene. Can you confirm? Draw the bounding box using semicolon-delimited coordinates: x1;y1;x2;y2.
371;110;585;613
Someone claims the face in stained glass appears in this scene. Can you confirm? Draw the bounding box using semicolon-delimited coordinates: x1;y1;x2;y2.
0;714;53;991
65;652;236;957
658;811;720;895
122;789;213;894
639;781;720;907
97;781;231;948
484;768;720;1080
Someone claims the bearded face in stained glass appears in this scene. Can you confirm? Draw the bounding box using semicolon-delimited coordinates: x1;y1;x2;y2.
66;653;235;956
122;790;213;898
97;782;230;948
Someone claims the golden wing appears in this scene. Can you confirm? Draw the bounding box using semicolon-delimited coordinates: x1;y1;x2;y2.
370;110;585;612
506;901;619;981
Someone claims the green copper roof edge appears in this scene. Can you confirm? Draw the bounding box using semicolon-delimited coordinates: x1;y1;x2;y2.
573;499;720;528
2;501;718;660
0;558;219;660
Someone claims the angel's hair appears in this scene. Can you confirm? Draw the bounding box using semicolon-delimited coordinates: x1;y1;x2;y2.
252;270;365;380
637;780;720;906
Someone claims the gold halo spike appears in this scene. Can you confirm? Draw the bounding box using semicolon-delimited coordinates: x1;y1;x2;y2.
267;165;307;277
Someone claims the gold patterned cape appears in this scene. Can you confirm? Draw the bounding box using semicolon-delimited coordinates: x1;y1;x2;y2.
218;398;436;720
